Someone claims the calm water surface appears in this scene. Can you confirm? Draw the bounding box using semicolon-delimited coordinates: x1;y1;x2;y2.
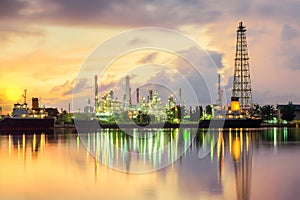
0;127;300;200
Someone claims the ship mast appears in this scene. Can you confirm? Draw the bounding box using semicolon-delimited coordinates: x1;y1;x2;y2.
22;89;27;105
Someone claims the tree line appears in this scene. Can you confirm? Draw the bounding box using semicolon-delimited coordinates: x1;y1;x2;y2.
252;102;296;122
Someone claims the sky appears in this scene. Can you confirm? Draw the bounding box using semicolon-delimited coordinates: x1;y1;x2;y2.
1;0;300;113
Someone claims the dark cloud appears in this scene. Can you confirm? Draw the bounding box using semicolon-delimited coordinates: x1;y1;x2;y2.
68;78;92;95
50;78;92;96
99;81;117;95
278;24;300;71
1;0;300;30
224;75;233;91
224;75;233;102
289;55;300;70
255;2;300;25
138;52;158;63
0;0;27;19
176;47;225;71
142;64;215;105
208;51;224;69
0;0;222;27
50;79;74;95
128;37;148;46
281;24;299;41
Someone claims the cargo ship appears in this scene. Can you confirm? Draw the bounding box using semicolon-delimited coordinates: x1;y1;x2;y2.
0;117;55;130
73;116;261;130
0;93;55;131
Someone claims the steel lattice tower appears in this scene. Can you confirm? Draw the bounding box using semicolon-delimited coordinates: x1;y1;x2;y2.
232;21;253;109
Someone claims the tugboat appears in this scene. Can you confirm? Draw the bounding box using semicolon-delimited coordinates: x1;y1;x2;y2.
0;91;55;131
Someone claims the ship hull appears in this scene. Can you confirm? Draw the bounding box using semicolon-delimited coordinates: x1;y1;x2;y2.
199;118;262;129
0;118;55;130
73;118;262;130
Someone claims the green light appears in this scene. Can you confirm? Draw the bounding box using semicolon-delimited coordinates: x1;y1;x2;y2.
77;136;80;150
183;129;190;141
274;127;277;147
284;127;288;142
210;135;214;163
87;133;91;152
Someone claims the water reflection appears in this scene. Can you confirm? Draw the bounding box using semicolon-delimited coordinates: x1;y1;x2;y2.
230;130;252;200
79;128;196;173
0;128;300;200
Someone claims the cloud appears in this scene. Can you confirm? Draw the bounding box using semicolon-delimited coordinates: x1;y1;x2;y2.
0;0;223;28
68;78;92;95
2;0;300;107
128;37;148;46
208;51;224;69
289;55;300;70
50;79;74;95
281;24;299;41
0;0;27;19
278;24;300;70
0;24;45;46
1;0;300;31
50;78;92;97
46;0;221;27
138;52;158;63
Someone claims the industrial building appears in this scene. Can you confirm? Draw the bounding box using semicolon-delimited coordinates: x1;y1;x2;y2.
277;103;300;121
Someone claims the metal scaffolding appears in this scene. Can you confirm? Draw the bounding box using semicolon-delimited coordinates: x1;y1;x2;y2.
232;21;253;109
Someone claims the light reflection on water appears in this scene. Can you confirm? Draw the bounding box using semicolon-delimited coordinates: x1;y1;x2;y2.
79;128;197;173
0;128;300;200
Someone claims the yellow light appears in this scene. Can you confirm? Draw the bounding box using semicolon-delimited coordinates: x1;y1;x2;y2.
6;85;22;102
232;138;241;162
231;100;240;111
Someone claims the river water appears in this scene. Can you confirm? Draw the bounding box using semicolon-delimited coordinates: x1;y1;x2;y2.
0;127;300;200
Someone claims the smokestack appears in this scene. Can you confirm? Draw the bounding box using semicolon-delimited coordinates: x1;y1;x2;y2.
149;89;153;101
125;75;130;104
179;88;182;106
32;97;39;110
94;75;98;112
136;88;139;104
87;98;91;113
217;73;223;107
129;87;132;105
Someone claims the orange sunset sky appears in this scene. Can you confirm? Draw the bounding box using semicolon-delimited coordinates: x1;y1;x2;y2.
1;0;300;113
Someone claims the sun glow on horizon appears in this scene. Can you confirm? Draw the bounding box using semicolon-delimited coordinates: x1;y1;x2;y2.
6;85;22;102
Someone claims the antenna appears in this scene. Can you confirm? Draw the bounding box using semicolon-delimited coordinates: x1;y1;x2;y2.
232;21;253;109
22;89;27;104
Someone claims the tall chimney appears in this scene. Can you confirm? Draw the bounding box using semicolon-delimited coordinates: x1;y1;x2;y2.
179;88;182;106
125;75;130;104
149;89;153;101
129;87;132;105
94;75;98;112
136;88;140;104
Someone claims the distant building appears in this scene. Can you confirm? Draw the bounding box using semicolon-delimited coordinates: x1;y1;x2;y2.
84;106;94;113
277;103;300;121
45;108;59;118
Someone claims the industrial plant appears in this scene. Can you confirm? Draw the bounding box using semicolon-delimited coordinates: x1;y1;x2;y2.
83;21;258;126
90;74;182;124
